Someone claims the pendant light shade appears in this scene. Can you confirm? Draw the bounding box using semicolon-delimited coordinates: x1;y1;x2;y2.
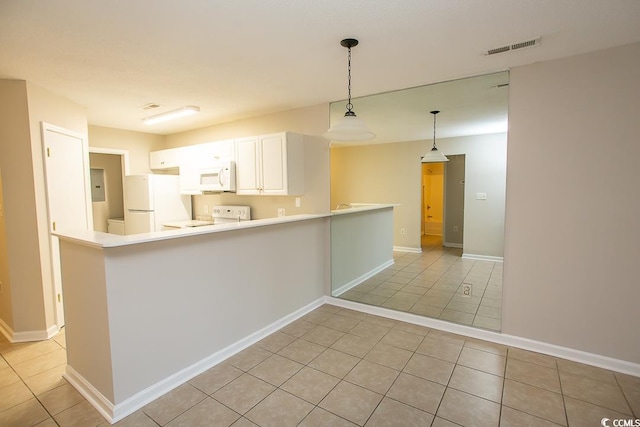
422;110;449;163
324;39;375;142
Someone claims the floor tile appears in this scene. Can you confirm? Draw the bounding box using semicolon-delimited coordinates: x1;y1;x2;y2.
381;297;414;311
298;407;358;426
557;359;617;384
280;319;317;338
386;373;445;414
364;343;413;371
457;347;505;376
0;397;50;427
365;397;434;426
564;396;635;427
344;359;399;395
431;416;462;427
112;410;158;427
322;314;361;333
54;400;106;427
440;309;475;325
436;388;501;427
277;338;326;364
427;330;466;346
349;322;391;341
22;364;66;396
212;374;275;415
189;363;243;395
302;325;346;347
35;418;61;427
143;383;207;425
281;367;340;405
319;381;382;426
392;321;430;336
464;338;507;356
3;340;63;366
336;309;368;320
500;406;564;427
38;383;84;415
473;315;501;331
502;379;567;426
506;358;561;393
231;417;259;427
379;328;423;352
246;389;313;427
362;314;397;328
416;337;462;363
12;348;66;379
255;332;297;353
227;346;272;372
409;304;444;318
507;348;557;369
403;353;455;385
0;380;34;412
448;365;504;402
0;366;21;388
166;397;240;427
249;354;303;387
331;334;378;358
309;348;360;378
559;371;632;415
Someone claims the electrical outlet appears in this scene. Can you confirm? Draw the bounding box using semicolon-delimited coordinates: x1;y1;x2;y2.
400;228;405;235
278;208;285;217
462;284;472;298
204;205;209;214
295;197;301;208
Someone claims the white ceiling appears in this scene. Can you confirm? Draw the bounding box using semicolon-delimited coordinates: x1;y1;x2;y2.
1;0;639;136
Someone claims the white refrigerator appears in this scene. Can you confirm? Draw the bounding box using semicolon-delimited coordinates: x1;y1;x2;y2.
124;174;191;235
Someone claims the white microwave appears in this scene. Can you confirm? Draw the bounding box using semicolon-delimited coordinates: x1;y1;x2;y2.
199;161;236;192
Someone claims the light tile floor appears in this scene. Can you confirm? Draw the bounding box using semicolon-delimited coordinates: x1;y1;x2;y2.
339;235;503;331
1;304;639;426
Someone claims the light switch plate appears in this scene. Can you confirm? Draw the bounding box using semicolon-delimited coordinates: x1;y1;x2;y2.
278;208;285;217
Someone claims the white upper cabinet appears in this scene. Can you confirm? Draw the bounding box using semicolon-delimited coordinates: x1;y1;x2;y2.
149;147;183;170
235;132;304;196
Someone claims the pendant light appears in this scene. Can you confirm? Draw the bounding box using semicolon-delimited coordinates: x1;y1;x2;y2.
324;38;375;142
421;110;449;163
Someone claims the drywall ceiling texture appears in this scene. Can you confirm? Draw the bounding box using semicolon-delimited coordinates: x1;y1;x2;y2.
503;42;640;364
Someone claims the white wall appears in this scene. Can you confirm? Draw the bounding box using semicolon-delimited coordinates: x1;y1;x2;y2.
503;42;640;364
331;133;507;257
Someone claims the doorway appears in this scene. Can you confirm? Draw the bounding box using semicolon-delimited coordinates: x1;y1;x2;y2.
420;154;466;249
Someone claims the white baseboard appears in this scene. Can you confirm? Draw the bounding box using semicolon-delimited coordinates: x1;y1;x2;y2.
393;246;422;253
443;242;463;249
325;296;640;378
66;296;326;424
332;259;394;297
0;319;59;343
462;253;504;262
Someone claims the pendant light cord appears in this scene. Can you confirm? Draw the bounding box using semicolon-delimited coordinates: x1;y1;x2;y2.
346;45;353;114
432;112;437;149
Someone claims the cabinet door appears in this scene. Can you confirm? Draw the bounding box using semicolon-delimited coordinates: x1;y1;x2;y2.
178;146;201;194
260;134;287;195
235;137;261;194
150;147;182;170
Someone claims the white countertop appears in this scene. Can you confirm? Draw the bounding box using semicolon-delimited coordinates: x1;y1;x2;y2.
55;213;330;248
330;203;398;216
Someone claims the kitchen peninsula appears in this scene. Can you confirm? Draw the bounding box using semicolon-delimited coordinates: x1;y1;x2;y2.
55;214;330;423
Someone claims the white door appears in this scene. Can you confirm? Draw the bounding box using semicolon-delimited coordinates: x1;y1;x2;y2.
42;123;92;327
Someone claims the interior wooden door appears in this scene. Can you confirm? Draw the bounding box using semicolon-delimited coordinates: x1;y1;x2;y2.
42;123;92;327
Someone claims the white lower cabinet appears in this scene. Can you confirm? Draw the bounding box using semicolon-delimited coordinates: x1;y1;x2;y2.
235;132;304;196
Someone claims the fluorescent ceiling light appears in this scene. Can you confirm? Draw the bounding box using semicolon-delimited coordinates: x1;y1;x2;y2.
143;106;200;125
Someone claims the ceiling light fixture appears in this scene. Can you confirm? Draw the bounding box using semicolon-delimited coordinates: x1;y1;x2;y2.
142;106;200;125
421;110;449;163
324;38;375;142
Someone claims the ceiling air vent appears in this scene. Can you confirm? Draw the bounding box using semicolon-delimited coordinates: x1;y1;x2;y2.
141;103;161;110
485;37;541;56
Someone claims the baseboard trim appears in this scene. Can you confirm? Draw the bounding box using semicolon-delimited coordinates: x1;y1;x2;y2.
324;297;640;378
393;246;422;253
462;253;504;262
67;296;326;424
332;259;394;297
0;320;59;343
443;242;463;249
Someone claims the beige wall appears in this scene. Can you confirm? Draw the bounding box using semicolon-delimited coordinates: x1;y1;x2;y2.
89;153;124;232
166;104;331;219
503;42;640;363
0;171;13;329
88;126;164;175
331;133;506;256
0;80;87;336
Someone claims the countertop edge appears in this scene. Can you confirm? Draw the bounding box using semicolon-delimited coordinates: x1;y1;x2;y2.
330;203;398;216
54;213;330;248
